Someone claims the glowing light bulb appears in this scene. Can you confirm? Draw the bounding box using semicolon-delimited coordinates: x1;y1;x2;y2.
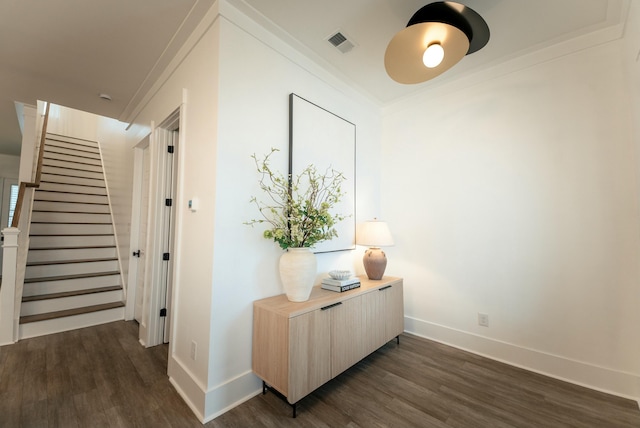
422;43;444;68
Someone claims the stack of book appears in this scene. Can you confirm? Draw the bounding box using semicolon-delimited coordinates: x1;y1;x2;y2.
321;277;361;292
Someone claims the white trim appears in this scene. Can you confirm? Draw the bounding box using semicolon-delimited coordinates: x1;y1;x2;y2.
125;147;144;321
203;370;263;423
167;351;263;423
0;228;20;345
404;315;640;402
138;121;157;345
220;0;378;108
123;2;221;126
125;135;151;323
95;138;127;304
140;109;181;347
142;123;164;346
168;354;208;422
168;90;188;365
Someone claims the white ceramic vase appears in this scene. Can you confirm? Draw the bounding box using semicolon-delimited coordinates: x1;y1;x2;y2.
279;247;317;302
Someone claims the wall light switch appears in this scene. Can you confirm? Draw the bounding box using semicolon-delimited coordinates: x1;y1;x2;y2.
478;313;489;327
188;198;199;212
190;341;197;360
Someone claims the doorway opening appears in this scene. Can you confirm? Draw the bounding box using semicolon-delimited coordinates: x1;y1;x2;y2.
128;108;180;348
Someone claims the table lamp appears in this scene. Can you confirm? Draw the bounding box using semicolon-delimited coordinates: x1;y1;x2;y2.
356;219;394;280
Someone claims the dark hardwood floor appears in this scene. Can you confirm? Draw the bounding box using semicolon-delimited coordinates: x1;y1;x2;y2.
1;320;638;427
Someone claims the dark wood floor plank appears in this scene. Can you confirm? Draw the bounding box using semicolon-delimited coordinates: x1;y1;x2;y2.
45;335;74;400
47;395;80;428
20;398;48;428
0;321;639;427
384;397;450;428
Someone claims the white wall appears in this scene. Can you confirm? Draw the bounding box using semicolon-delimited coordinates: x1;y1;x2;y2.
208;8;381;418
122;0;381;421
124;6;220;420
382;33;640;398
120;0;640;419
0;154;20;179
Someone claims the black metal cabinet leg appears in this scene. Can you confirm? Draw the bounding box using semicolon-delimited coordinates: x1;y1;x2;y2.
262;380;299;418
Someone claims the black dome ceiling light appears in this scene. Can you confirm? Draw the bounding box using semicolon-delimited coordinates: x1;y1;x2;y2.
384;2;490;84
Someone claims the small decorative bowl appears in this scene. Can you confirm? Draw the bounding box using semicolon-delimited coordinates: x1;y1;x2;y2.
328;270;352;280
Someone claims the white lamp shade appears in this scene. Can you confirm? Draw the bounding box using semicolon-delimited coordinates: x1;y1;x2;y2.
356;220;394;247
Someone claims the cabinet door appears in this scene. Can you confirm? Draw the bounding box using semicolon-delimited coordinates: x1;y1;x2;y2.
361;290;386;356
382;283;404;341
288;308;331;403
331;297;363;378
252;306;289;396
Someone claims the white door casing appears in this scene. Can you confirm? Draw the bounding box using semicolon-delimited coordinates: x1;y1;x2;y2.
137;107;180;348
125;137;151;324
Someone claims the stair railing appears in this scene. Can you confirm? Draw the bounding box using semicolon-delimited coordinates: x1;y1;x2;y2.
0;102;49;344
10;102;50;229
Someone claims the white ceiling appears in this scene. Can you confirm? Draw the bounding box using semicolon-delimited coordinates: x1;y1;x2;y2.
0;0;627;156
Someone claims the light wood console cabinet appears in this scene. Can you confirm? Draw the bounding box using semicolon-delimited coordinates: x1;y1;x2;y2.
252;276;403;414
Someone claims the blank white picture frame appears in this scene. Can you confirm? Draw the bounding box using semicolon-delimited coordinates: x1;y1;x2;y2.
289;93;356;253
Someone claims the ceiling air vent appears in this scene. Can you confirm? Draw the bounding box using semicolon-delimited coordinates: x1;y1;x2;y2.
327;30;355;53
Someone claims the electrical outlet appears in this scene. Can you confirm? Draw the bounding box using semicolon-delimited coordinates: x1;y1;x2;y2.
190;341;197;360
478;313;489;327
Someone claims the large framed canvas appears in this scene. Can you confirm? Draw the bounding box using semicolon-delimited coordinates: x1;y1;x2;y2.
289;93;356;253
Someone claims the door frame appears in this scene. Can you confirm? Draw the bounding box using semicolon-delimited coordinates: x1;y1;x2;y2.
125;136;150;323
138;107;181;347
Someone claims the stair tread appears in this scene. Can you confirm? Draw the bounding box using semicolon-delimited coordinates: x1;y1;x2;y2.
39;181;106;189
41;164;103;174
24;271;121;283
43;152;100;165
29;245;116;251
42;163;101;170
40;172;104;181
27;257;118;266
34;190;107;197
32;210;109;214
47;133;100;145
42;158;102;167
19;301;124;324
45;145;100;155
44;147;100;156
31;221;112;225
33;200;109;205
22;286;123;302
29;233;115;237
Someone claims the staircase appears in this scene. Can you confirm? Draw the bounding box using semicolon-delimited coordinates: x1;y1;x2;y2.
19;134;125;339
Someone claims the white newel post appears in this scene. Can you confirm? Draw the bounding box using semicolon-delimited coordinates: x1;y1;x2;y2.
1;228;20;345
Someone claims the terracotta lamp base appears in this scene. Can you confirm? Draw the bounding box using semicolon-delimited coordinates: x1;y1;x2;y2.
363;247;387;280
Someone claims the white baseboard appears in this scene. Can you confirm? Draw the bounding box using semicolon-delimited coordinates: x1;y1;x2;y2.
404;316;640;402
203;370;263;423
168;355;207;422
168;354;263;423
